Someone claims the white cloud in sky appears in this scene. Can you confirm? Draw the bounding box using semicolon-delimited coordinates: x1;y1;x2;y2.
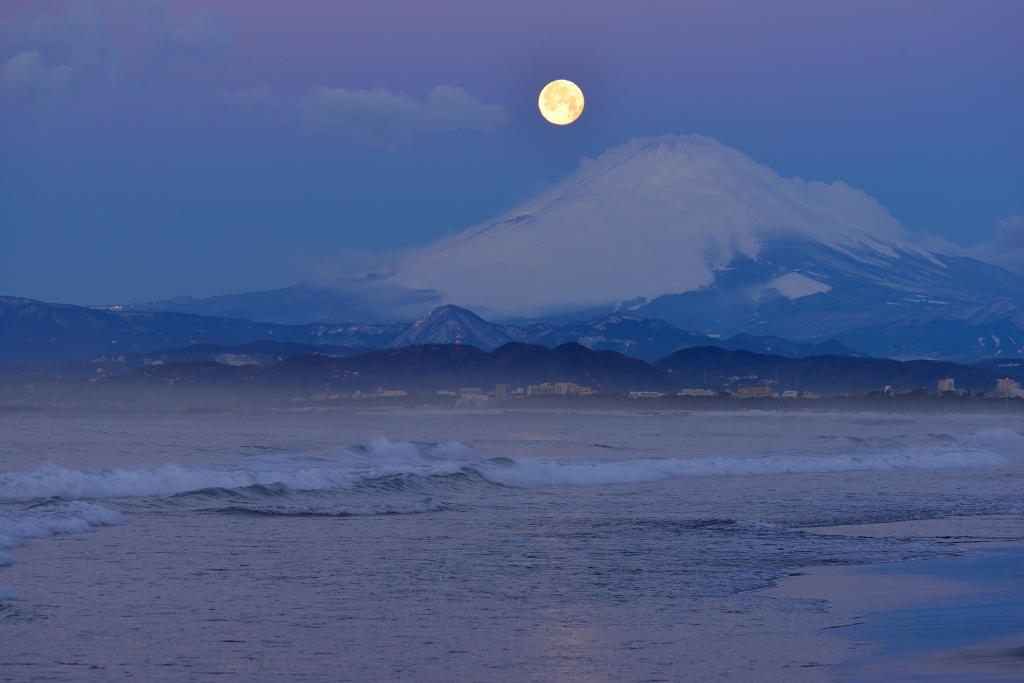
0;51;75;99
0;1;231;106
298;85;510;148
0;2;116;101
965;215;1024;277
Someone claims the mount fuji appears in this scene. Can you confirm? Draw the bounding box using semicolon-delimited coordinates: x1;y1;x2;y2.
133;135;1024;359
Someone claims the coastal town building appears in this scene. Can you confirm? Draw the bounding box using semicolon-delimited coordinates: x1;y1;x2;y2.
450;385;518;406
995;378;1024;397
352;388;407;398
937;378;955;393
456;387;489;406
736;386;771;398
527;382;593;396
678;388;717;397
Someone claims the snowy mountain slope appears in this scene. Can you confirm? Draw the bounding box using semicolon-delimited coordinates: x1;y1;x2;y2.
845;319;1024;361
389;134;918;318
384;305;518;350
633;238;1024;339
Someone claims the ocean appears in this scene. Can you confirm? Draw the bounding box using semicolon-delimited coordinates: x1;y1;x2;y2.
1;407;1022;682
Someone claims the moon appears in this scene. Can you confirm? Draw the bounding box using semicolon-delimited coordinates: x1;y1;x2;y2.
538;80;584;125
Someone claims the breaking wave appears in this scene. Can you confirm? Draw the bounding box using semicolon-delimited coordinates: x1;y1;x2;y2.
0;500;125;551
0;434;1010;600
0;437;1006;502
947;428;1024;448
0;440;474;502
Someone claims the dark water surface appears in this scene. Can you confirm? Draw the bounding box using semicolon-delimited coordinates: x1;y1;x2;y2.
1;409;1023;682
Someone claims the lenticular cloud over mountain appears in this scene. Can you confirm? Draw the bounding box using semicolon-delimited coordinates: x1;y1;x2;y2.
390;134;912;317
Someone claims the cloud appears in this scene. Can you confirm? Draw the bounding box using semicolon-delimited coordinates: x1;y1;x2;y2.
299;85;509;148
965;215;1024;277
0;2;117;101
0;51;75;100
0;2;233;107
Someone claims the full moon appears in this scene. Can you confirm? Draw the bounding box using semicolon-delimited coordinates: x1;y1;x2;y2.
538;80;584;125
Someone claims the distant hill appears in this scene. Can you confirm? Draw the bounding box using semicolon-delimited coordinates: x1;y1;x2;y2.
972;357;1024;375
0;296;405;364
515;316;862;362
0;297;863;366
2;342;1019;410
0;342;671;407
246;342;670;395
381;306;864;361
655;347;1017;395
16;341;362;378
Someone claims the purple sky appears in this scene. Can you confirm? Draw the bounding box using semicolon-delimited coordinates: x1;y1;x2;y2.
2;0;1022;304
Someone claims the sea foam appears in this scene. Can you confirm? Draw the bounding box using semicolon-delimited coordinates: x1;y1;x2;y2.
948;428;1024;448
0;438;1007;501
0;440;472;502
0;500;125;550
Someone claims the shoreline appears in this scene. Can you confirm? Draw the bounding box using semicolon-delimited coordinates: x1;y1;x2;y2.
759;518;1024;681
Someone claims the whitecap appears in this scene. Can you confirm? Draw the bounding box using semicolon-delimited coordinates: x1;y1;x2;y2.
0;500;125;550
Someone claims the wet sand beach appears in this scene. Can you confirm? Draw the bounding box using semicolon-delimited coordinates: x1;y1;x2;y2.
762;519;1024;681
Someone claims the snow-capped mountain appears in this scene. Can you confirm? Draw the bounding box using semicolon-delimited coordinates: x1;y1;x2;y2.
632;236;1024;341
384;305;519;350
128;134;1024;358
391;134;921;320
386;134;1024;351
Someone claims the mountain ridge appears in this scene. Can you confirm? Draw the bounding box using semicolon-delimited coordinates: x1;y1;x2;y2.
0;297;865;366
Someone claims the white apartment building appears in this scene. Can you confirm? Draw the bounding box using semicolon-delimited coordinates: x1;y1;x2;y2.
678;388;717;397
